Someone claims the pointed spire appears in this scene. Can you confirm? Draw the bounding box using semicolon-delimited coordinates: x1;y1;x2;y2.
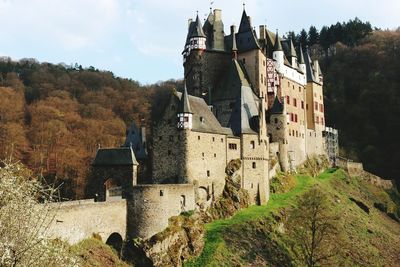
288;37;297;58
178;83;192;114
238;9;251;33
190;14;206;38
274;30;283;51
298;44;305;64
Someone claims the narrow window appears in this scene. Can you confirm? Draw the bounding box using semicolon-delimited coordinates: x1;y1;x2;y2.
221;138;224;143
294;98;297;107
274;118;278;124
202;152;205;157
250;141;255;149
252;162;256;169
160;190;164;196
214;153;216;158
207;170;210;177
198;136;201;140
212;137;215;142
286;96;290;105
301;101;304;109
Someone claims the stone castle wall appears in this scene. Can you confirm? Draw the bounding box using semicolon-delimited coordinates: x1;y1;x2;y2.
240;134;269;204
152;95;184;183
128;184;195;239
186;130;227;201
184;50;231;101
47;199;127;244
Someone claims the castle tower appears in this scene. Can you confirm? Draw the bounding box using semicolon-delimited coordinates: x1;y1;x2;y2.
183;14;207;97
273;30;284;72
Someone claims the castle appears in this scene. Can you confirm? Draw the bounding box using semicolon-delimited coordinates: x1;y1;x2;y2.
49;7;332;244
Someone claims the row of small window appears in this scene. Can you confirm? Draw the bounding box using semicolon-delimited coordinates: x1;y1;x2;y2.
289;130;305;139
286;96;305;109
201;152;217;158
287;81;303;93
315;116;325;125
314;93;323;100
160;135;181;141
229;141;256;150
197;136;224;142
314;101;324;112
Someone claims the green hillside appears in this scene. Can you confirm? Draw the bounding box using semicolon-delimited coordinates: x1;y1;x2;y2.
186;169;400;266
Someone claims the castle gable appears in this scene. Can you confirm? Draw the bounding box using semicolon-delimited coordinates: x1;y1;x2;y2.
175;92;232;135
228;84;260;136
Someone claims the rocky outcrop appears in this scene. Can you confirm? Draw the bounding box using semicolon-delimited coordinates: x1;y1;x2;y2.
205;159;251;221
126;213;204;267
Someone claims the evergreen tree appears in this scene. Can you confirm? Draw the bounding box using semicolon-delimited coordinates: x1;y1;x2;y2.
308;26;319;46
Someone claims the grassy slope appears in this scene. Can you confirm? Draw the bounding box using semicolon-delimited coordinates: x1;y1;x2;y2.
71;238;130;267
186;169;400;266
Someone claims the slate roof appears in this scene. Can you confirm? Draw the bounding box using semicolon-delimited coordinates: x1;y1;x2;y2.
175;92;232;135
268;96;284;115
92;147;138;166
304;49;320;84
235;10;260;52
212;59;251;101
190;15;206;38
123;122;147;160
298;44;305;64
178;84;192;113
273;31;283;51
228;84;260;135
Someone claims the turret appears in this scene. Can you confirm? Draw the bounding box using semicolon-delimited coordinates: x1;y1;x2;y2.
273;30;284;71
298;44;306;74
288;38;297;67
177;83;193;130
188;14;207;51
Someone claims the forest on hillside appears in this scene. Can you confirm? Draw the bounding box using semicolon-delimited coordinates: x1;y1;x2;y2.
0;18;399;199
0;61;176;199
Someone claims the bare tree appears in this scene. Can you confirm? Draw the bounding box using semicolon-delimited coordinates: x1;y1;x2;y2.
0;162;77;266
287;186;341;267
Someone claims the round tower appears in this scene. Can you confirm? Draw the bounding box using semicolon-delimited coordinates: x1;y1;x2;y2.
273;30;284;72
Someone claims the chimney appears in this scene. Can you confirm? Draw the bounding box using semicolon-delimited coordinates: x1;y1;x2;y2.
259;25;265;40
213;9;222;21
141;125;146;149
247;16;252;27
231;25;237;59
188;18;193;29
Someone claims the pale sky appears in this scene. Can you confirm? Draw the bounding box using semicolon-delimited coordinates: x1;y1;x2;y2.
0;0;398;84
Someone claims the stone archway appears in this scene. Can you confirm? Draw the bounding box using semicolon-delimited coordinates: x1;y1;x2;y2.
106;232;123;255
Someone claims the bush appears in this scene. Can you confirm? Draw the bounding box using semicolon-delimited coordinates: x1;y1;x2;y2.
0;162;77;266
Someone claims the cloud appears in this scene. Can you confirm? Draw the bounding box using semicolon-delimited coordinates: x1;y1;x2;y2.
0;0;120;50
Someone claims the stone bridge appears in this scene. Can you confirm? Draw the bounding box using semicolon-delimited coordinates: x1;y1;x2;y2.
46;197;127;247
